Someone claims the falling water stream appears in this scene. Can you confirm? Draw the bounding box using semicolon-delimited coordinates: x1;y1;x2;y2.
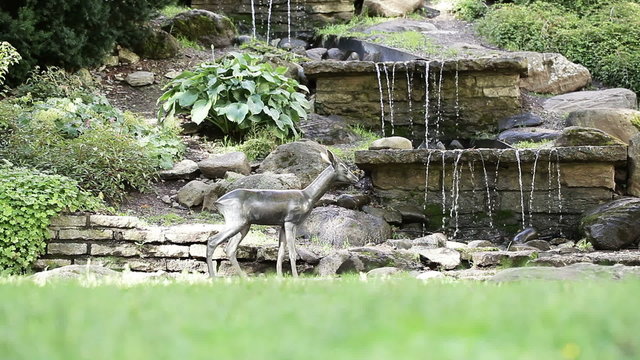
449;150;464;237
390;63;398;135
406;63;414;137
423;61;430;146
514;150;526;231
374;63;386;137
422;151;434;236
528;149;542;227
266;0;274;44
383;64;394;136
250;0;256;38
287;0;291;41
435;61;445;138
478;151;494;229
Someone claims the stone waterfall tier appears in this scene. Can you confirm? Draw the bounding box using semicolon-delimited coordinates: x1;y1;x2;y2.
192;0;355;36
355;146;628;240
303;58;529;141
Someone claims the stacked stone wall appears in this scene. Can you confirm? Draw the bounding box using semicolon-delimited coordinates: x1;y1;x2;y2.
355;146;628;240
305;58;528;141
192;0;355;36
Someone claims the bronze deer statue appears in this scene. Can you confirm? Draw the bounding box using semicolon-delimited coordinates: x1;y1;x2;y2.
206;150;359;277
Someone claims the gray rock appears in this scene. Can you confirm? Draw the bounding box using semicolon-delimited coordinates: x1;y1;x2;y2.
226;172;301;192
305;48;328;61
369;136;413;150
531;250;640;267
125;71;154;87
412;247;461;270
367;267;403;277
32;265;118;283
580;197;640;250
233;35;252;45
314;247;420;276
629;134;640;197
411;233;447;248
544;88;638;114
524;240;551;251
566;108;640;144
386;239;413;250
162;9;236;48
336;194;371;210
468;240;495;248
491;263;640;282
298;206;392;247
395;205;427;223
198;152;251;179
362;0;424;17
277;38;308;51
414;271;446;280
118;47;140;64
554;126;626;147
362;206;403;225
177;180;213;208
497;127;561;144
298;114;359;145
471;250;537;268
516;52;591;94
159;159;199;180
258;140;330;187
326;48;346;60
498;113;544;131
345;52;360;61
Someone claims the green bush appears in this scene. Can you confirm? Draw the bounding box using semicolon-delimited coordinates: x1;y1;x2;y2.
158;52;310;140
452;0;488;21
0;41;20;93
14;66;95;102
477;1;640;93
1;96;184;202
0;164;101;274
0;0;173;84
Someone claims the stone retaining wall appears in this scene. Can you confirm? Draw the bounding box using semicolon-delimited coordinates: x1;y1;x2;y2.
192;0;354;37
355;146;629;240
37;215;236;273
304;58;528;141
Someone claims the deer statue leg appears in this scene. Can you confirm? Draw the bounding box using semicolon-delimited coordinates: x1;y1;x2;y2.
276;226;286;277
206;222;247;278
225;225;250;277
284;222;299;277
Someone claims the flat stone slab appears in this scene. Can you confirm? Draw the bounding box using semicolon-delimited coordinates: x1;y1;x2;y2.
303;56;529;76
491;262;640;282
532;250;640;267
355;146;628;166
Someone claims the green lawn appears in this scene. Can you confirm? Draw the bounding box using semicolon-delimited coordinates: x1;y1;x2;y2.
0;277;638;360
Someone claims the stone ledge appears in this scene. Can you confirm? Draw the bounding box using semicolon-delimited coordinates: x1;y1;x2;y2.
58;229;113;241
50;215;87;228
89;215;147;229
47;243;88;256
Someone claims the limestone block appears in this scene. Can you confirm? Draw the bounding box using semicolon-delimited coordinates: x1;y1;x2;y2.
198;151;251;179
566;108;640;144
143;245;190;258
166;259;207;273
559;163;616;189
50;215;87;227
47;243;88;256
516;52;591;94
164;224;222;244
33;259;72;270
115;228;165;243
127;259;167;272
189;244;258;260
91;243;140;257
125;71;155;87
629;134;640;197
89;215;146;229
471;250;537;268
58;229;113;240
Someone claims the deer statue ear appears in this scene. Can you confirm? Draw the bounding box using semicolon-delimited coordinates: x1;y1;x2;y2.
326;150;338;167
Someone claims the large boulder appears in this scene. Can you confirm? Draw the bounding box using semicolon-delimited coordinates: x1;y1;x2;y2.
361;0;424;17
516;52;591;95
566;108;640;144
198;152;251;179
498;113;544;131
226;173;301;192
258;140;330;187
177;180;214;208
314;247;420;276
298;114;359;145
629;133;640;197
133;28;180;60
543;88;638;114
162;10;236;48
159;159;199;180
554;126;626;147
298;206;392;247
580;198;640;250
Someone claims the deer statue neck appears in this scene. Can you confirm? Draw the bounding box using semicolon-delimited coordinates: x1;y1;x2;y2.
302;165;336;204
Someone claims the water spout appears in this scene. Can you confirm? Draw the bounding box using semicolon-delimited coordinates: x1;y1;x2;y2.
515;149;526;231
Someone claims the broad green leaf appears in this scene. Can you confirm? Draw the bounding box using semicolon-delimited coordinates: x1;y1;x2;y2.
178;90;199;107
221;103;249;124
191;99;213;124
247;95;264;115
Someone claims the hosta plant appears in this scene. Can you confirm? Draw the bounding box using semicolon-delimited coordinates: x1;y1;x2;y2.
157;52;310;140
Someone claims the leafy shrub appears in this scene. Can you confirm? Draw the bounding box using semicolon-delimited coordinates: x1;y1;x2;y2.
238;136;278;161
0;0;173;84
14;66;95;102
477;1;640;92
0;41;20;93
0;164;102;274
158;52;310;140
1;96;184;202
452;0;488;21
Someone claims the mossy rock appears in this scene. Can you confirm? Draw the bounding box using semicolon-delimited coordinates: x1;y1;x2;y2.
163;9;237;48
580;197;640;250
554;126;626;147
134;28;179;59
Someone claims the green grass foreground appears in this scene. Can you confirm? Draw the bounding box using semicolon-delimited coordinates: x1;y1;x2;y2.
0;277;638;360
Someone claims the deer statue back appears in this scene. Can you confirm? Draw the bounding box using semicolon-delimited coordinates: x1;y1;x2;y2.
206;150;359;277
